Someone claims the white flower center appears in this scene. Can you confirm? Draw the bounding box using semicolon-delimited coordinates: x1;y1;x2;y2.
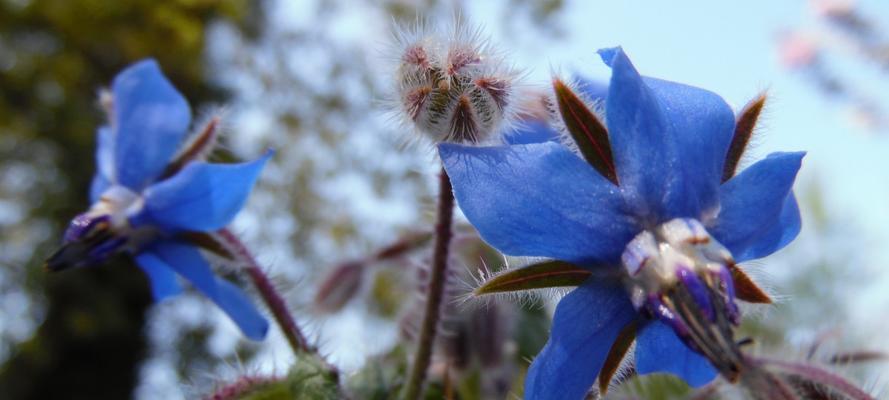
621;218;734;309
89;185;144;231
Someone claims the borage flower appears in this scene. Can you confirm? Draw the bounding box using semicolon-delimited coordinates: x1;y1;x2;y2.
440;47;804;399
46;60;271;340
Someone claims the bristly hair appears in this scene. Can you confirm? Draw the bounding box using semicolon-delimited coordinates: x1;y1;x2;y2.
542;73;608;161
455;256;573;311
386;15;524;148
724;89;771;182
598;344;640;398
180;107;231;162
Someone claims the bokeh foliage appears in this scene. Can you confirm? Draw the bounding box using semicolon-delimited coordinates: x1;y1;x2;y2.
0;0;260;398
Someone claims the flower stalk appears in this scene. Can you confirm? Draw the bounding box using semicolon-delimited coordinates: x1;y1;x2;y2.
217;228;311;356
403;168;455;400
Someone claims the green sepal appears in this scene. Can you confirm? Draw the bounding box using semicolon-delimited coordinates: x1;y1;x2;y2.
553;78;618;184
473;260;592;295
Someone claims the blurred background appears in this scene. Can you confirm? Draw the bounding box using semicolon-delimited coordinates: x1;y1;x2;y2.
0;0;887;398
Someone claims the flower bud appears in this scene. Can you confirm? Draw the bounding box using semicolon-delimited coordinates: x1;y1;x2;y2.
393;21;518;144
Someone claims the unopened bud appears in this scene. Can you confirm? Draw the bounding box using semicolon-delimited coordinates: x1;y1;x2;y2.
393;22;518;144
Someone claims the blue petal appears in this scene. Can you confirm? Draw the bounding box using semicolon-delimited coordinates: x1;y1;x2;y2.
524;279;637;400
135;251;183;301
732;192;800;262
440;142;637;266
147;240;269;340
89;174;111;204
89;127;115;203
635;320;717;388
131;151;272;232
504;120;559;145
598;47;735;221
710;152;804;261
112;59;191;190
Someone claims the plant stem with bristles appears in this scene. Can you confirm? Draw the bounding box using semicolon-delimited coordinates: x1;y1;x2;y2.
403;168;455;400
217;228;311;356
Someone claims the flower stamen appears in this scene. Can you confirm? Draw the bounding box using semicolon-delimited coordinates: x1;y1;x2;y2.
622;218;746;382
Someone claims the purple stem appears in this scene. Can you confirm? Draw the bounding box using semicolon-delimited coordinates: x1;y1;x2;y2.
217;228;311;355
403;168;455;400
762;358;875;400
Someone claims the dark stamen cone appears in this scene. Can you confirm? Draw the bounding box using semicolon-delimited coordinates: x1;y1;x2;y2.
723;93;767;182
730;265;773;304
598;321;637;395
552;79;618;184
473;260;594;296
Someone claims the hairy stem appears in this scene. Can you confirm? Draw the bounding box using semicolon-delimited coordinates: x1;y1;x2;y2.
403;168;455;400
763;358;875;400
217;228;311;355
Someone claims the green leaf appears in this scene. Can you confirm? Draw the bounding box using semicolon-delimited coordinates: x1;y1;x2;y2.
473;260;592;295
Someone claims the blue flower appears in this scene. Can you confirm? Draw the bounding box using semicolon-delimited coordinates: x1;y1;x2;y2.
47;59;270;340
440;47;803;398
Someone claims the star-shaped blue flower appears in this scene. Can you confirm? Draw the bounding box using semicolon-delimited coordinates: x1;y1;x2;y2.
440;48;803;398
49;60;270;340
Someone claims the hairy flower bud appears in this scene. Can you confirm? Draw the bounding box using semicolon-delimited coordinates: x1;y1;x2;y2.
393;22;518;144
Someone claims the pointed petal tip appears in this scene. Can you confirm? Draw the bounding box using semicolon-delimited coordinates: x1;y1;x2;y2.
253;149;275;170
764;151;806;172
244;318;270;341
597;47;625;67
135;154;271;233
